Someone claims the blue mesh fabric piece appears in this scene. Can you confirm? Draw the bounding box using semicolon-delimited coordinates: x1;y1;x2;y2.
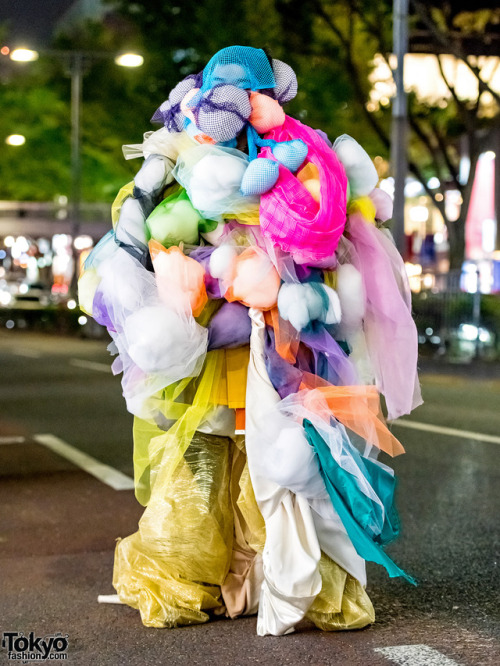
240;157;279;196
201;46;275;93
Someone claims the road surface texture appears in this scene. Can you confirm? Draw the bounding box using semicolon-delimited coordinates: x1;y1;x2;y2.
0;330;499;665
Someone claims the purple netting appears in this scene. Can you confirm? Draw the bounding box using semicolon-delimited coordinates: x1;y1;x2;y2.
271;59;298;104
151;72;203;131
92;286;116;332
264;328;303;399
192;84;251;143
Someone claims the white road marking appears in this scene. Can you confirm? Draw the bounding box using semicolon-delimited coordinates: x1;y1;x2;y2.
375;645;461;665
97;594;124;604
33;433;134;491
12;349;42;358
0;436;26;445
392;419;500;446
69;358;111;373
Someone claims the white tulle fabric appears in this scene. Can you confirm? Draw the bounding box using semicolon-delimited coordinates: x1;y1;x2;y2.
96;248;207;419
246;308;365;636
173;144;259;220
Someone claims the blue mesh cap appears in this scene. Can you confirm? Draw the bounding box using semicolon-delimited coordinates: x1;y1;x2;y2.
201;46;276;93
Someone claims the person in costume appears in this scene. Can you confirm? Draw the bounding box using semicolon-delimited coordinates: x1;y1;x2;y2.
79;46;422;636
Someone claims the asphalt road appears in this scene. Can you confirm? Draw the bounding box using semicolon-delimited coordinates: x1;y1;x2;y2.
0;329;499;665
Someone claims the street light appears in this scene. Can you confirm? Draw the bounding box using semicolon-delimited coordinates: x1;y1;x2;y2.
9;48;39;62
5;134;26;146
9;47;144;292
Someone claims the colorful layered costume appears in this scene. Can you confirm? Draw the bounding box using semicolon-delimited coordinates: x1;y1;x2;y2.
79;47;422;636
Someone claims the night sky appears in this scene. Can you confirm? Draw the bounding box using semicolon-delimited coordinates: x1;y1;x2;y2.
0;0;78;48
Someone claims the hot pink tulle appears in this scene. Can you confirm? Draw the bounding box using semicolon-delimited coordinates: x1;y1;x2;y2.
259;116;348;266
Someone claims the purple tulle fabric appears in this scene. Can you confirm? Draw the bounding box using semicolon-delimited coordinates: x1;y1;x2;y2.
92;286;116;332
264;328;303;399
207;301;252;350
264;324;357;399
301;326;358;387
189;246;222;298
347;215;422;419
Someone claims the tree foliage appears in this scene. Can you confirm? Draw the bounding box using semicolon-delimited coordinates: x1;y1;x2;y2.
1;1;498;269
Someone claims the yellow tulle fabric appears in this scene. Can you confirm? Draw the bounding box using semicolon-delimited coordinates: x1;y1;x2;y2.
347;196;376;224
224;206;261;226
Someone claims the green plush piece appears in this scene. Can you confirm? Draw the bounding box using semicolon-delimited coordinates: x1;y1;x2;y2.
146;189;205;246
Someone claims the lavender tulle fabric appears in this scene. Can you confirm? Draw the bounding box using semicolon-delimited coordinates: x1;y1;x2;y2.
347;214;422;420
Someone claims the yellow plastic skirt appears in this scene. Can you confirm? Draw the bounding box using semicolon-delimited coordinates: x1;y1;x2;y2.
113;349;374;630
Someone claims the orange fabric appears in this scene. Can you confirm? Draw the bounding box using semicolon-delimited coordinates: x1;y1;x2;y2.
248;91;285;133
264;307;300;363
297;163;320;183
149;241;208;316
235;409;245;431
301;384;405;457
225;247;280;311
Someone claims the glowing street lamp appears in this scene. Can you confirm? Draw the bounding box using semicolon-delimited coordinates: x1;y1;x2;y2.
5;134;26;146
9;48;39;62
115;53;144;68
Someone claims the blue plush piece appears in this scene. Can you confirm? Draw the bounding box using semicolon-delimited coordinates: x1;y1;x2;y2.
240;158;280;196
272;139;308;173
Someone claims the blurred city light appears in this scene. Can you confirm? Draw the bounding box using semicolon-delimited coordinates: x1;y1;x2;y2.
5;134;26;146
10;48;39;62
74;235;93;250
114;53;144;68
370;53;500;108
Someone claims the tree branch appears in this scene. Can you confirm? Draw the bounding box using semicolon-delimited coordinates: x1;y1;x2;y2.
411;0;500;105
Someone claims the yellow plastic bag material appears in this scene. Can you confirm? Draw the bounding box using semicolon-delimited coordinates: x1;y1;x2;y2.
114;350;236;627
114;430;233;628
306;553;375;631
111;181;135;229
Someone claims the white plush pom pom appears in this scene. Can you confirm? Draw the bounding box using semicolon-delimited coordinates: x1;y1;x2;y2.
322;284;342;324
209;244;238;279
278;282;341;331
278;283;311;331
333;134;378;198
336;264;365;331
